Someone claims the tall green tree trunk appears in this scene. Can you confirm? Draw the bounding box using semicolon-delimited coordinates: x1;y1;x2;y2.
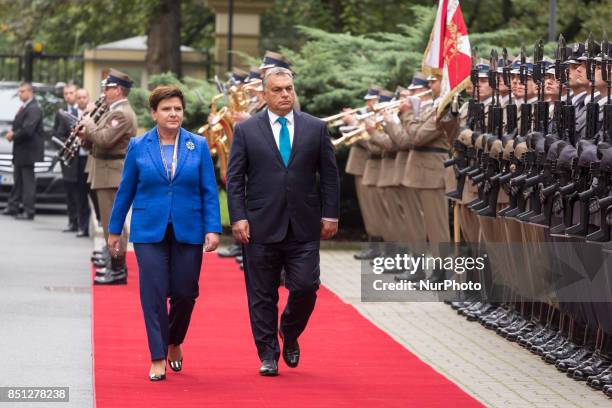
146;0;182;78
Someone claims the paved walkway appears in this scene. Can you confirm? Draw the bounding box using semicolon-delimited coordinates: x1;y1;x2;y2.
0;214;93;407
319;250;612;408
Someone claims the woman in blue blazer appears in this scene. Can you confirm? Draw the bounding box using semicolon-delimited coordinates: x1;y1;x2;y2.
107;85;221;381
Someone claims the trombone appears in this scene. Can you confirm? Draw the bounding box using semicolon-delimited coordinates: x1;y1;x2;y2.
330;88;433;148
322;89;432;127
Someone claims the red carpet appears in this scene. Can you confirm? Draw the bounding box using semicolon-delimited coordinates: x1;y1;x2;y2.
93;252;483;407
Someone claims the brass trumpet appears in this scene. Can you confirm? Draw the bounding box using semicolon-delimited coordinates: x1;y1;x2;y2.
321;106;366;126
322;88;433;127
332;116;386;148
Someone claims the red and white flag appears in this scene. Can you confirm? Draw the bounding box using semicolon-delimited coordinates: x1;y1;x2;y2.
422;0;471;116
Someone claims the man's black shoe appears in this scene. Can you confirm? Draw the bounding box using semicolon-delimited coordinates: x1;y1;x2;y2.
353;247;380;260
76;229;89;237
14;213;34;220
259;359;278;376
280;332;300;368
94;267;127;285
1;208;18;216
218;244;242;258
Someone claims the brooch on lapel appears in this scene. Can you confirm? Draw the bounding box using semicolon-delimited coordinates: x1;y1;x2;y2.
186;141;195;151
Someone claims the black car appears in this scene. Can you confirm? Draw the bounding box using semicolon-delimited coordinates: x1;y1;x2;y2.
0;81;67;211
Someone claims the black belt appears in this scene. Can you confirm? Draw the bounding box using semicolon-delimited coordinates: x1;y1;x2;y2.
408;145;449;154
94;153;126;160
382;151;397;159
367;153;382;159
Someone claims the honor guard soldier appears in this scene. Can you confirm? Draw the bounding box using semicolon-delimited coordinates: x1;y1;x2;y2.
394;74;451;282
383;73;430;245
81;69;138;285
345;86;384;259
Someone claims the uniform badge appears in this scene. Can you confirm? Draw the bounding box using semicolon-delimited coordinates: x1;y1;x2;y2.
186;141;195;151
110;119;119;128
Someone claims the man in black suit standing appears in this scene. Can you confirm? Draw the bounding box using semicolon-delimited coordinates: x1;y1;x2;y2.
227;67;340;376
3;82;44;220
53;83;80;232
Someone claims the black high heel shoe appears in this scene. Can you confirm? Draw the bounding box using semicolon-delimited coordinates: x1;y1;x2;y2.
149;371;166;381
169;358;183;372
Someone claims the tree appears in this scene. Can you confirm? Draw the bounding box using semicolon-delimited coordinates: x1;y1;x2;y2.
146;0;183;78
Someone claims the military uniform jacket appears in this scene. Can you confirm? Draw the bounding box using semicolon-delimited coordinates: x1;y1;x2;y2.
384;110;413;186
401;103;450;189
345;143;369;176
368;128;398;188
362;141;382;186
85;99;137;189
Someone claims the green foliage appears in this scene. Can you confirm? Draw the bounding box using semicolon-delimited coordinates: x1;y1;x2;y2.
128;72;220;132
0;0;213;54
282;4;436;118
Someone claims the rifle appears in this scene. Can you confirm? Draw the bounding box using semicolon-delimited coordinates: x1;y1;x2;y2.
561;42;577;145
603;33;612;144
502;48;518;136
446;47;483;201
476;49;506;217
533;40;549;134
549;153;579;235
519;46;532;137
516;41;549;221
585;33;600;141
550;34;567;136
586;142;612;242
565;141;598;236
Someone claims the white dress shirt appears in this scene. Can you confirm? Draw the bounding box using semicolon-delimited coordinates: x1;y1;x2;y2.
267;109;294;148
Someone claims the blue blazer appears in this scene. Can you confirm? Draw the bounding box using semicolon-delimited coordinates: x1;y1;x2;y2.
108;127;222;244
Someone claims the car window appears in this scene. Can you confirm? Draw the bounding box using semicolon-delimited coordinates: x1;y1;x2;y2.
0;88;21;122
0;84;64;151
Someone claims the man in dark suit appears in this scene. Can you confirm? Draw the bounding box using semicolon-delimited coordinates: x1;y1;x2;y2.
53;83;80;232
227;67;340;376
3;82;44;220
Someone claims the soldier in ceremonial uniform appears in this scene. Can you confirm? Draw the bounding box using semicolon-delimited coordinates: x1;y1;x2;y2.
80;69;138;285
382;73;429;245
393;74;452;281
454;64;494;244
344;86;384;259
364;90;402;244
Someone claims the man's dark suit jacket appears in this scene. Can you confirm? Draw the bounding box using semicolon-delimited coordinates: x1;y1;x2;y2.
53;106;79;181
227;109;340;244
12;99;44;166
